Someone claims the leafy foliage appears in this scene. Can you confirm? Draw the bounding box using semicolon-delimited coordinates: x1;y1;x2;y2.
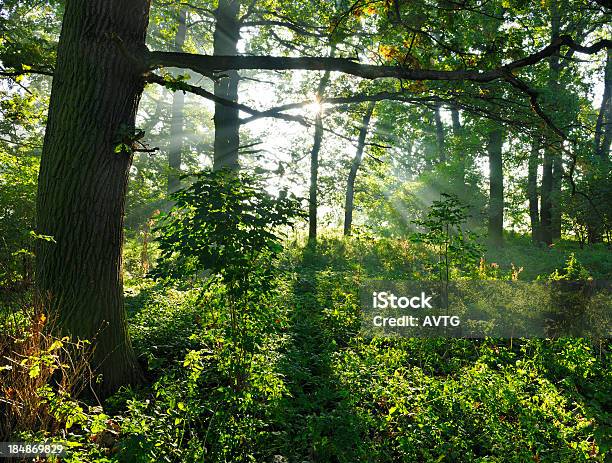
411;193;483;280
153;169;304;294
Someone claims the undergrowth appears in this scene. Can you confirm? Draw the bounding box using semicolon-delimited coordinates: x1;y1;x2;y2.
1;235;610;462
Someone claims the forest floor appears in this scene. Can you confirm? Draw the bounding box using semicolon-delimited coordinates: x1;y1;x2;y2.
3;235;611;462
118;236;611;462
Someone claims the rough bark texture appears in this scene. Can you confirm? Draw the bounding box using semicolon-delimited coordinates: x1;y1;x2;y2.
36;0;150;396
212;0;240;171
434;103;446;163
487;128;504;246
344;101;375;236
528;139;541;243
168;8;187;195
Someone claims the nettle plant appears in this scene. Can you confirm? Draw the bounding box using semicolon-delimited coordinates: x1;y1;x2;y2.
152;169;303;356
410;193;483;281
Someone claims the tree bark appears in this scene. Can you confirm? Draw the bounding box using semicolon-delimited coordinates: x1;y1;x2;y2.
168;8;187;195
540;151;553;245
587;48;611;243
450;107;465;184
434;102;446;163
309;112;323;242
594;48;611;161
308;49;334;244
36;0;149;396
487;127;504;246
147;36;611;83
344;101;375;236
528;139;541;243
212;0;240;171
551;151;563;240
548;0;563;241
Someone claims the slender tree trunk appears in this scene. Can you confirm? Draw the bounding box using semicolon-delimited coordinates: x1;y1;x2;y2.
528;139;541;243
168;8;187;195
434;102;446;164
540;151;553;245
450;107;465;183
548;0;563;241
309;112;323;242
587;48;611;243
551;151;563;240
212;0;240;171
487;127;504;246
36;0;149;396
308;50;334;243
595;48;611;161
344;101;375;236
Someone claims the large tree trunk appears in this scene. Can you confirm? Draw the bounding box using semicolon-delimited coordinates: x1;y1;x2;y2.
167;8;187;195
434;102;446;164
487;127;504;246
344;101;375;236
212;0;240;171
36;0;149;396
528;139;541;243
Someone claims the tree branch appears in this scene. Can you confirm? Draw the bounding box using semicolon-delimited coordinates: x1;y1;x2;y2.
0;67;54;77
503;74;567;140
239;91;438;124
146;36;611;82
241;19;322;37
144;72;308;126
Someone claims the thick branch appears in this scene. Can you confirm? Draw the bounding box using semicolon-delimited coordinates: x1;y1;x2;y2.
147;36;611;82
